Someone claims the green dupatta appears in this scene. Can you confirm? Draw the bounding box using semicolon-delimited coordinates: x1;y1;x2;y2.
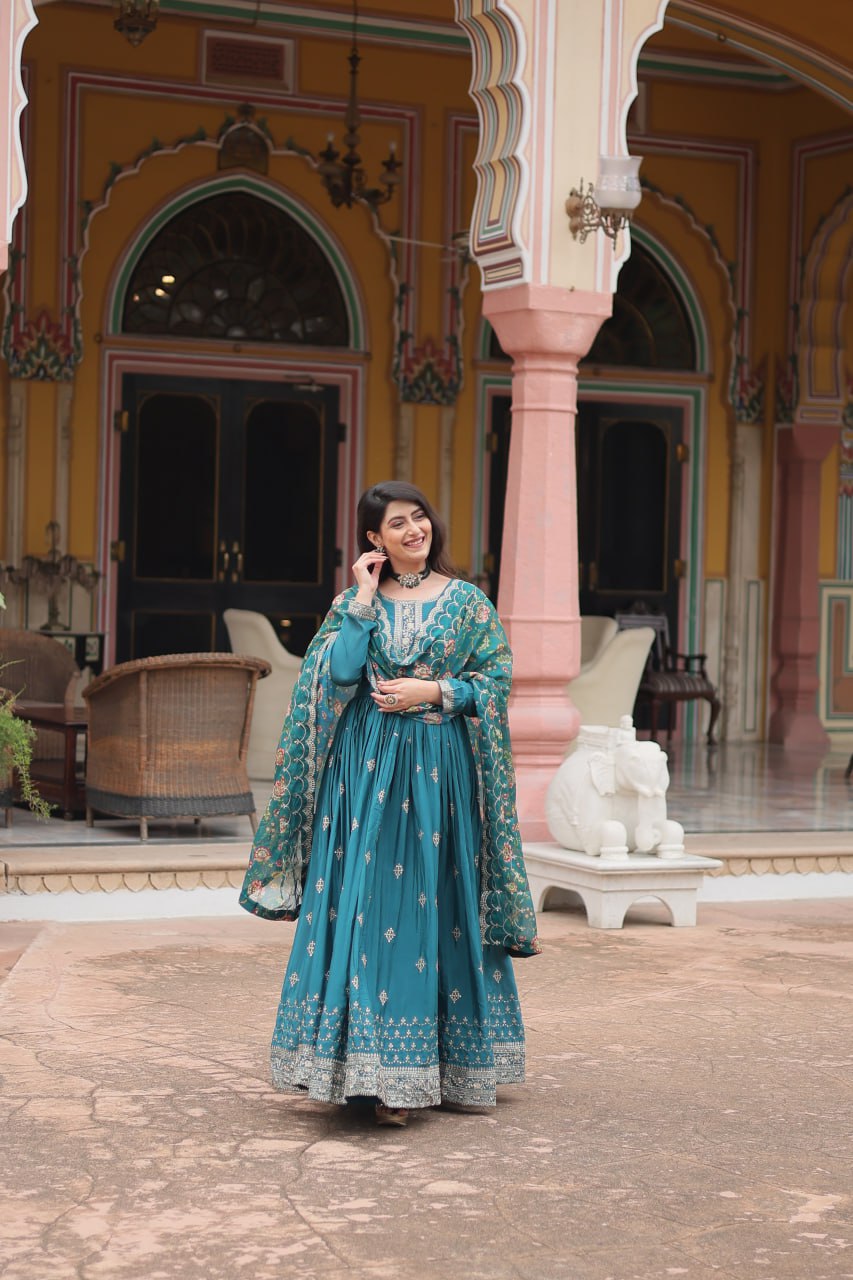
238;580;540;958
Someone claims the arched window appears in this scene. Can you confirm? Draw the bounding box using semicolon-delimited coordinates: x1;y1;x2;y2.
584;243;696;369
122;192;350;346
487;243;696;370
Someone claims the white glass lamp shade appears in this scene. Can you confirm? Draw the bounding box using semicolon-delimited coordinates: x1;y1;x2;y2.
596;156;643;212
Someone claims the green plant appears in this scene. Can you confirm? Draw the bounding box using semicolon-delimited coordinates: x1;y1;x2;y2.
0;685;52;820
0;592;52;819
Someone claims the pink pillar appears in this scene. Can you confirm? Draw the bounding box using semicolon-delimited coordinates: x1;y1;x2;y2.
485;283;612;840
768;423;838;748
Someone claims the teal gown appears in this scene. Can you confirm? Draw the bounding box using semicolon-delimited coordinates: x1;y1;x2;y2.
269;588;526;1109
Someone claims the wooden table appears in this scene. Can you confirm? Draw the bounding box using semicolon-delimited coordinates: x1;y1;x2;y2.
12;700;88;820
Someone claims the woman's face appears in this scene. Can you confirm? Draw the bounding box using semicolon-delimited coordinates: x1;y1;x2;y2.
372;500;432;569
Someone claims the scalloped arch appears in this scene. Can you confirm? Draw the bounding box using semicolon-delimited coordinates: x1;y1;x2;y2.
797;188;853;423
454;0;530;288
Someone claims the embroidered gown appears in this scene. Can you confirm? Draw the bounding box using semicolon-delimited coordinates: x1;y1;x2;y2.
266;584;527;1109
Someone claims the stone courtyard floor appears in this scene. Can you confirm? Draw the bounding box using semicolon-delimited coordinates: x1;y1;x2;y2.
0;899;851;1280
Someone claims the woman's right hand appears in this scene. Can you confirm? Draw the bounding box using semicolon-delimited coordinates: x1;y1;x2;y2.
352;549;387;599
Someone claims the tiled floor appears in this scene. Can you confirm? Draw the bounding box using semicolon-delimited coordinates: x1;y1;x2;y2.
2;902;852;1279
2;741;852;848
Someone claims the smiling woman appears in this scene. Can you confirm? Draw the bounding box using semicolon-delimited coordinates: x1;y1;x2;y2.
239;480;540;1127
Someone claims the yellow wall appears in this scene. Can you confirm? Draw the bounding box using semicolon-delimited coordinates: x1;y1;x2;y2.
2;3;850;611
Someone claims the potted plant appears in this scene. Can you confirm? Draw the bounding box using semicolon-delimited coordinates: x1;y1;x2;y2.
0;590;51;820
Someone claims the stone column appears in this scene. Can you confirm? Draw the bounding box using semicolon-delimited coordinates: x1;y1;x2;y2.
485;283;611;841
768;423;838;747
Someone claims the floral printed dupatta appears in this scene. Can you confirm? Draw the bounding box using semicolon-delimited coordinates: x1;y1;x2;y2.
239;581;540;958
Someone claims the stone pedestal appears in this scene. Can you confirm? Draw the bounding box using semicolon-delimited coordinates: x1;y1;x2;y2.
524;842;722;929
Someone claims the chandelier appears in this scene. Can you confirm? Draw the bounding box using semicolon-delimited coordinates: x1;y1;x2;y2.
313;0;402;211
114;0;159;47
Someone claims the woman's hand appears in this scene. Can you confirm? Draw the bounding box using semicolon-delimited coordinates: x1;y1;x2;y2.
372;678;441;713
352;549;386;601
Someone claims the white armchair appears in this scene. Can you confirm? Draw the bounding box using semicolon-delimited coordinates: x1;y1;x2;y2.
567;625;655;749
223;609;303;780
580;615;619;672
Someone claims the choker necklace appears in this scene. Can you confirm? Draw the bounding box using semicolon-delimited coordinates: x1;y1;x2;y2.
389;565;431;589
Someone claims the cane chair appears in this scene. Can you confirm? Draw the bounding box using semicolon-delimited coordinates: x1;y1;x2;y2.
83;652;271;841
0;628;81;762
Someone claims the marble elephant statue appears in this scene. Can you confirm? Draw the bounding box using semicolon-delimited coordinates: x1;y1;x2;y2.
545;718;685;860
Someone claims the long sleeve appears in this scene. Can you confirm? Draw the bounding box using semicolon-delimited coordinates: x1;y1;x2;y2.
437;677;477;717
329;601;377;686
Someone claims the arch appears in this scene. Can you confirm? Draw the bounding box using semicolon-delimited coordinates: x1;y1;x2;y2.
454;0;531;288
635;186;739;395
107;175;367;350
1;0;37;271
628;227;709;373
121;191;349;347
797;188;853;422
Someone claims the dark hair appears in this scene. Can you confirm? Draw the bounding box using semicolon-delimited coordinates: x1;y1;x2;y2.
356;481;459;581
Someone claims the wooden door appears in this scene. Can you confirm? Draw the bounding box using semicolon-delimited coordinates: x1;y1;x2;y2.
485;396;687;646
116;374;340;661
576;402;685;645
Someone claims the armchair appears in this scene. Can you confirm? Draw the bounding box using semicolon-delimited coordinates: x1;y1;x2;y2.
615;610;721;745
0;628;81;761
83;652;270;841
567;626;655;746
223;609;303;780
580;615;619;672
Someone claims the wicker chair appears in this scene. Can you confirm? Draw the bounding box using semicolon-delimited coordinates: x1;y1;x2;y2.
83;652;271;841
0;628;81;762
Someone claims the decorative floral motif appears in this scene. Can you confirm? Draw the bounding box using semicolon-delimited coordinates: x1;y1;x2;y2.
733;355;766;424
775;354;798;424
2;307;78;382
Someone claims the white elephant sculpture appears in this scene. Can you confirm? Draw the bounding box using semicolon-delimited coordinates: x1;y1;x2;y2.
545;716;685;860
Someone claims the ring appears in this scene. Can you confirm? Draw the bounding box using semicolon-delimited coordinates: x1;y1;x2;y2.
384;694;399;707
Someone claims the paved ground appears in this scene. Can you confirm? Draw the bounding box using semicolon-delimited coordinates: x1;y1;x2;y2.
1;899;851;1280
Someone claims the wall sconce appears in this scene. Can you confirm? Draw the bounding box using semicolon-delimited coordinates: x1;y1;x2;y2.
566;156;643;246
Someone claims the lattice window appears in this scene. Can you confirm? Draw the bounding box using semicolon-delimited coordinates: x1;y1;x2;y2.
122;193;349;346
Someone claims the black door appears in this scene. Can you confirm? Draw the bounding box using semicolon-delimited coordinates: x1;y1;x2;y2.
484;396;686;645
576;402;685;644
116;374;340;661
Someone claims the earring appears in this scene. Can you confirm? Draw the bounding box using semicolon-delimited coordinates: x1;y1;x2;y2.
375;542;384;552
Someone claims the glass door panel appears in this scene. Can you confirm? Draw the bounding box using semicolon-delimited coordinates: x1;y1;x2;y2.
243;399;324;584
135;392;218;581
597;419;668;593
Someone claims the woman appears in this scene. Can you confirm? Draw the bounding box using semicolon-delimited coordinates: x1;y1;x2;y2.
240;481;540;1126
